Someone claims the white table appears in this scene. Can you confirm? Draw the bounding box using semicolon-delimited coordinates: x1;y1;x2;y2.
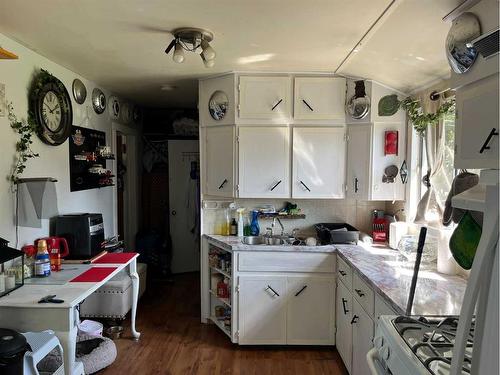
0;254;141;375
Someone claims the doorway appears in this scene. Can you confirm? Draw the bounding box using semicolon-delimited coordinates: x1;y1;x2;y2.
168;140;200;273
112;123;139;250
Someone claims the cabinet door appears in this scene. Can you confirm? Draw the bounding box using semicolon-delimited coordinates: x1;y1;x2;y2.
294;77;346;120
455;75;499;169
336;280;353;373
292;127;346;198
238;127;290;198
346;125;371;200
286;276;335;345
238;276;287;344
205;126;235;197
238;76;291;120
351;299;375;375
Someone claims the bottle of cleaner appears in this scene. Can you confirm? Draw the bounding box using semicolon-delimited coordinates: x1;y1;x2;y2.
35;240;51;277
250;210;260;236
236;208;245;237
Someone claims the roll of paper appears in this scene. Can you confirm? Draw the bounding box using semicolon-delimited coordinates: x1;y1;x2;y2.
5;275;15;290
0;274;5;293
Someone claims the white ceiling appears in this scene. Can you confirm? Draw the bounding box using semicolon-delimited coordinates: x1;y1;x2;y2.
0;0;460;108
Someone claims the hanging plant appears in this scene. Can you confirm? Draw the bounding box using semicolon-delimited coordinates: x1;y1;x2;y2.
7;102;39;184
399;96;455;135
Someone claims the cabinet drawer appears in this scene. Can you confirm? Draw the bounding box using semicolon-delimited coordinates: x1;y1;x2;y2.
337;256;352;290
353;273;375;317
238;252;335;273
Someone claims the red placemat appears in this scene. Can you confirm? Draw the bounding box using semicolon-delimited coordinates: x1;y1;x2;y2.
92;252;138;264
70;267;117;282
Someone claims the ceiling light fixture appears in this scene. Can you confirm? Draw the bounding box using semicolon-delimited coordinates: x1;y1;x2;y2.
165;28;215;67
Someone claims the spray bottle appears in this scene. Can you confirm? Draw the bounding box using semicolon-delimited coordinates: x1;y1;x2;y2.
236;208;245;237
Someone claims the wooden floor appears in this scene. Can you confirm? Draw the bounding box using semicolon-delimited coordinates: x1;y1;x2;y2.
101;273;348;375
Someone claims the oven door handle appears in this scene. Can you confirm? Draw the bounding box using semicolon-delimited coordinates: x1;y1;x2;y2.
366;348;388;375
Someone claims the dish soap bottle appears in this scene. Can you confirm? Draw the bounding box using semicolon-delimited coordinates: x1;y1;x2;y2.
250;210;260;236
236;208;245;237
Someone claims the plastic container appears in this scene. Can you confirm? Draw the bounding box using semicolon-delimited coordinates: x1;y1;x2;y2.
78;320;103;337
314;223;359;245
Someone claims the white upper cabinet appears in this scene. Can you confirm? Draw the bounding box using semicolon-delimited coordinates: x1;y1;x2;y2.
455;74;499;170
286;276;335;345
204;126;235;197
238;127;290;198
199;74;236;126
293;127;346;199
346;125;371;200
346;122;406;201
294;77;346;121
238;76;292;120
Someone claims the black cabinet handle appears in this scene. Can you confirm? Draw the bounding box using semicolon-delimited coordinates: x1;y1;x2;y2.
342;298;349;315
302;99;314;111
270;180;282;191
355;289;365;297
339;270;347;276
354;178;359;193
271;99;283;111
294;285;308;297
266;285;280;297
300;180;311;192
218;179;228;190
479;128;498;153
350;315;359;325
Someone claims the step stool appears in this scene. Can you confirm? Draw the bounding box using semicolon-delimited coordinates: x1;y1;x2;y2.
22;330;84;375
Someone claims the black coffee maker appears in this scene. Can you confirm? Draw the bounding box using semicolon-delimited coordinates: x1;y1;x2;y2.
0;328;29;374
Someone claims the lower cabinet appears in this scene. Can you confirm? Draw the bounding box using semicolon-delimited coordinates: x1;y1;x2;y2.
238;275;335;345
286;276;335;344
238;276;287;344
351;299;375;375
336;280;353;373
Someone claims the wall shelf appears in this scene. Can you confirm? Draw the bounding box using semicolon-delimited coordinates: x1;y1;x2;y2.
209;289;231;308
209;316;231;338
257;213;306;219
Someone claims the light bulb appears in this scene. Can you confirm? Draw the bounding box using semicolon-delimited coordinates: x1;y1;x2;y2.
201;39;216;61
173;42;185;63
201;54;215;68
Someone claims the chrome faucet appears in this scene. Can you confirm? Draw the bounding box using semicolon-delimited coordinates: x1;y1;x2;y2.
272;217;285;236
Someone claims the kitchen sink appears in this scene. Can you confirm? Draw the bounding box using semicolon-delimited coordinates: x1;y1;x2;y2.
242;236;293;246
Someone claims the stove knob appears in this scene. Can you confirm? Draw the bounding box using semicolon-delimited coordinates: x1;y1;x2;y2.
373;336;384;348
380;345;390;361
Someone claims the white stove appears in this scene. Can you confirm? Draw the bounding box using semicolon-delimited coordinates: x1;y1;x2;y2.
368;315;474;375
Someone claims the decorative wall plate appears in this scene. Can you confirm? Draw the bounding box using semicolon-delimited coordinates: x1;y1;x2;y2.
92;88;106;114
108;96;120;120
346;80;370;120
132;105;142;124
446;12;481;74
121;102;132;123
72;79;87;104
208;90;229;120
378;94;399;116
30;72;73;145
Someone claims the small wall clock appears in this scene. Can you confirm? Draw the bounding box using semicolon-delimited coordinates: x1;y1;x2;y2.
92;88;106;114
30;72;73;146
109;96;120;120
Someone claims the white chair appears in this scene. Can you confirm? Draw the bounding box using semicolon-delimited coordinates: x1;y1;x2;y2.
22;330;83;375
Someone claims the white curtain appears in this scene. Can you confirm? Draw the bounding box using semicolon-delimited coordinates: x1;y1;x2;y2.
414;90;447;227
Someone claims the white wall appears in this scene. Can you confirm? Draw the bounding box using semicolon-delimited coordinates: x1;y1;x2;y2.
0;33;128;247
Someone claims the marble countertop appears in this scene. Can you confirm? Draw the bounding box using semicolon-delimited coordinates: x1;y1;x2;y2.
204;234;337;253
203;234;467;316
335;243;467;316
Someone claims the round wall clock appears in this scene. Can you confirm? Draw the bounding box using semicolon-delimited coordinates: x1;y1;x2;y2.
31;76;73;146
208;90;229;120
72;79;87;104
92;88;106;114
109;96;120;120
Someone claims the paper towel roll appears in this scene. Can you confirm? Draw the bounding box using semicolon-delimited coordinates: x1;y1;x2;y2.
437;229;458;275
